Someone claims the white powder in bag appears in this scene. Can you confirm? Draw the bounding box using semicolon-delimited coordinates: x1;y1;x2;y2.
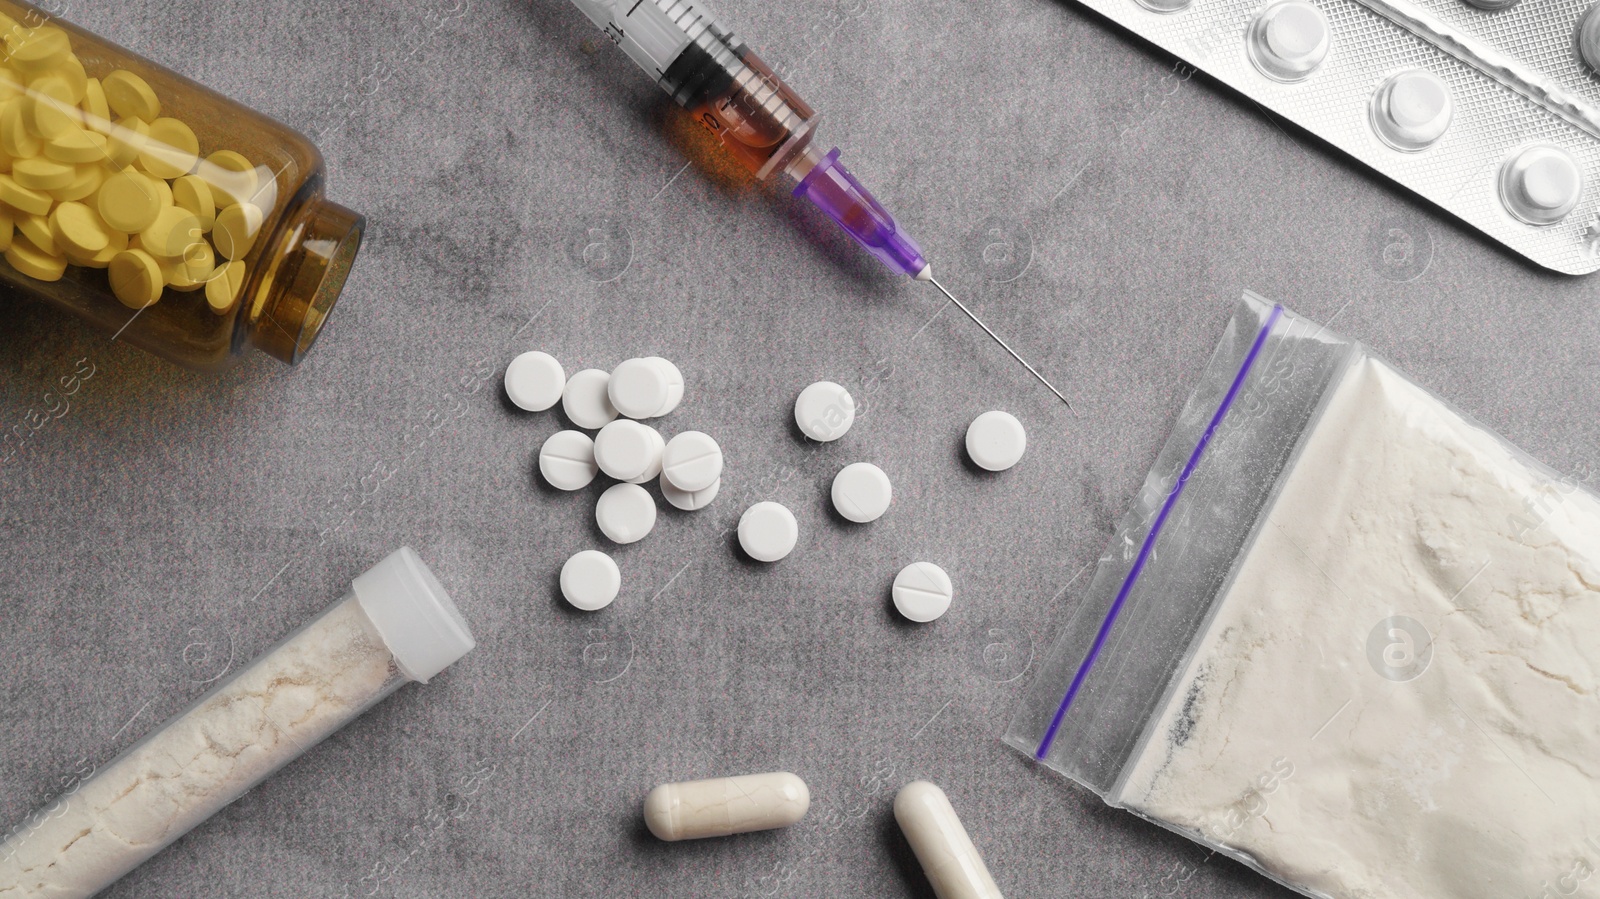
0;597;397;898
1119;356;1600;899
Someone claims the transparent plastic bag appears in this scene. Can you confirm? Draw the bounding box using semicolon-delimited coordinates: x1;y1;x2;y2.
1007;292;1600;899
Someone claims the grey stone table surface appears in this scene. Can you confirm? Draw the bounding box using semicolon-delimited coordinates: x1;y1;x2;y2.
2;0;1598;896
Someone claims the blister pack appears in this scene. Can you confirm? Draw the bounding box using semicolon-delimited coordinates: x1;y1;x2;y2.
1076;0;1600;273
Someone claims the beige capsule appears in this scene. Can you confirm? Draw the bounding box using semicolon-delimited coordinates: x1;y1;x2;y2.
893;781;1004;899
643;771;809;841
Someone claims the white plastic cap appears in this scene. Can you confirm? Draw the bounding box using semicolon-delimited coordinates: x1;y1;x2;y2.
351;547;476;683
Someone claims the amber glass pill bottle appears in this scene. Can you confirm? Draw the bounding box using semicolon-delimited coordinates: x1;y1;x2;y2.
0;2;363;370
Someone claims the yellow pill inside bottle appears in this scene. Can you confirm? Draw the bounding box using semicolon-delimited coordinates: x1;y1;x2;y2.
7;26;71;75
17;212;57;256
205;259;246;314
63;228;126;269
97;170;163;233
50;201;111;255
172;174;214;232
24;75;81;140
48;162;105;203
140;116;197;180
0;205;13;251
0;172;53;215
6;233;65;281
100;115;147;168
139;206;201;259
80;76;108;125
12;154;73;190
202;150;258;207
109;248;163;308
214;202;263;260
102;69;160;121
45;127;107;164
0;98;40;158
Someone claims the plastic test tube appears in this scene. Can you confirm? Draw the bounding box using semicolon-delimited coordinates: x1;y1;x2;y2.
0;547;476;899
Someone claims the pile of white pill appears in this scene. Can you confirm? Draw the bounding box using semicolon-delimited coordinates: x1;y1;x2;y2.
513;355;1031;624
508;351;722;612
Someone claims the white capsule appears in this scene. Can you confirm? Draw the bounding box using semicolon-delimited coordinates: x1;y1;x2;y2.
560;550;620;611
539;430;600;491
832;462;892;523
965;411;1027;472
894;781;1004;899
661;476;720;511
644;772;810;841
662;430;723;492
738;501;798;562
594;420;664;483
504;351;566;412
893;563;954;623
562;368;619;430
794;381;855;442
596;483;657;544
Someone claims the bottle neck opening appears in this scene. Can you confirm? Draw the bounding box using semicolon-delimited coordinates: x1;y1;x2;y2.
249;196;364;365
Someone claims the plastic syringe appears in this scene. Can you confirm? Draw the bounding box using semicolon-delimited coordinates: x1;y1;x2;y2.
566;0;1070;407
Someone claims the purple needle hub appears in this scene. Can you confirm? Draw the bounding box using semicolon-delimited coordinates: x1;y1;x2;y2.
793;148;928;278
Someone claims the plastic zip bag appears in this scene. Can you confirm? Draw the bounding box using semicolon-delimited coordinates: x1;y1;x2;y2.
1006;292;1600;899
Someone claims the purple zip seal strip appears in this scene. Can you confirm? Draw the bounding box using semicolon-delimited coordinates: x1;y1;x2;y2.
1034;304;1284;762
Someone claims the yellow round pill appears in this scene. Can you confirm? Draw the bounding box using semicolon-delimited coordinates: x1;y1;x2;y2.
17;213;56;256
203;150;257;206
213;202;263;260
50;201;110;255
6;233;65;281
102;70;160;121
12;154;73;190
102;116;147;168
109;248;163;308
47;55;88;104
48;162;105;203
205;259;245;314
140;117;197;180
7;26;71;74
139;206;201;259
25;75;81;140
171;174;214;232
97;170;163;232
0;205;14;252
65;226;125;268
44;127;107;164
0;98;40;158
0;173;52;215
80;76;108;125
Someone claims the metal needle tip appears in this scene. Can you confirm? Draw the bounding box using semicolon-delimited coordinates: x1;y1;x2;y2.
926;275;1074;411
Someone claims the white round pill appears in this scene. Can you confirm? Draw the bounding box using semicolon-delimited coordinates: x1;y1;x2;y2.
662;431;724;492
1581;3;1600;71
893;563;953;623
831;462;893;524
594;420;664;482
596;482;657;544
609;358;677;420
539;430;600;491
1499;145;1584;225
628;424;666;484
1247;0;1328;83
794;381;855;442
662;476;720;511
1369;69;1452;152
645;357;685;416
505;351;566;412
966;411;1027;472
738;501;798;562
560;550;621;611
563;368;619;430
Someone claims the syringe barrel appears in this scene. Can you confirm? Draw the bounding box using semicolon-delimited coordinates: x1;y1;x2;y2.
572;0;817;179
